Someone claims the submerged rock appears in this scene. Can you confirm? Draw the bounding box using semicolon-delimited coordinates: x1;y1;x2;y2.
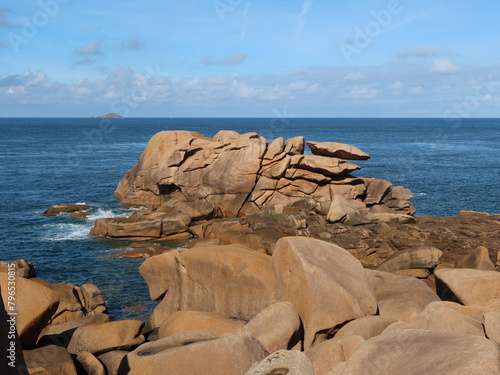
42;204;89;217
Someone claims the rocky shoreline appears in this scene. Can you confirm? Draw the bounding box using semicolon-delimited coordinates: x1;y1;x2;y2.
1;130;499;374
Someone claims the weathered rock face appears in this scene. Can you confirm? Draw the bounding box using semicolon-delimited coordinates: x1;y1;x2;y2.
23;345;78;375
158;311;246;338
241;301;302;353
435;268;500;306
336;330;500;375
125;331;268;375
272;237;377;349
0;259;35;278
0;272;59;346
67;320;145;355
245;350;315;375
93;130;415;239
140;245;278;328
365;270;440;322
42;203;89;217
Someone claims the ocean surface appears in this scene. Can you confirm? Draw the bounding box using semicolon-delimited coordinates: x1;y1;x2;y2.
1;118;499;320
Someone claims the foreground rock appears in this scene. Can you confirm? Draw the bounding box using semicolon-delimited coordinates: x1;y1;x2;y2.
140;245;277;328
23;345;77;375
158;311;246;338
335;330;500;375
0;259;35;278
365;270;440;322
124;331;267;375
435;268;500;305
246;350;314;375
273;237;377;349
67;320;145;355
0;272;59;346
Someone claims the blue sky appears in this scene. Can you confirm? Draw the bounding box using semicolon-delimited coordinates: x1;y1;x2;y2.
1;0;500;117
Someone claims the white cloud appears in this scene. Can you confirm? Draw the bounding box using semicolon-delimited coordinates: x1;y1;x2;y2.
344;73;364;81
348;86;380;99
388;81;404;89
203;53;247;66
74;42;102;56
409;86;424;95
432;59;459;74
287;81;319;93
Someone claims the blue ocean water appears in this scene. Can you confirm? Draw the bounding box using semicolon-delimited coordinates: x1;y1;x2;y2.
1;118;499;320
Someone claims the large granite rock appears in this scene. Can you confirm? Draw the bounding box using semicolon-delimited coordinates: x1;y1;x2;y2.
140;245;278;328
0;272;59;346
272;237;377;349
245;350;315;375
93;130;416;239
336;330;500;375
365;270;440;322
124;331;267;375
435;268;500;306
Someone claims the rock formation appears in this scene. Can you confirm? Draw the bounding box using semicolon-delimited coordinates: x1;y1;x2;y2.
91;130;415;240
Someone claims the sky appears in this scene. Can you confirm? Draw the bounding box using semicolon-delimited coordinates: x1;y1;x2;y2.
1;0;500;117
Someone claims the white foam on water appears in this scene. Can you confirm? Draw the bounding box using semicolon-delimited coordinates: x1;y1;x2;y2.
40;207;132;242
86;208;128;221
414;192;428;197
41;223;92;241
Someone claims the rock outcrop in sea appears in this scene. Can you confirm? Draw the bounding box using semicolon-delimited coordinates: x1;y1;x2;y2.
4;129;500;375
90;130;415;243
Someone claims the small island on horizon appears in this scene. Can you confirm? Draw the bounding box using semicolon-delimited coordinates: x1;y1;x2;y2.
91;113;125;119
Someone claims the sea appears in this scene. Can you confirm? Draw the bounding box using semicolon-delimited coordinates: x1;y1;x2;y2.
1;118;499;320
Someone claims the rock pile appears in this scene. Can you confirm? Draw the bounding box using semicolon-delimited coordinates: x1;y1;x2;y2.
91;130;415;240
5;234;500;375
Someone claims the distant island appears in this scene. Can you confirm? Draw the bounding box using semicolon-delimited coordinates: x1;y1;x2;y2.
91;113;124;118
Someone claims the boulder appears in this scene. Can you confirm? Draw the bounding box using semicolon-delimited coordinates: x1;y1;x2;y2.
284;136;305;155
97;350;129;375
42;204;89;216
67;320;145;355
158;311;246;338
1;286;27;373
140;246;277;328
290;155;360;177
76;351;106;375
484;311;500;344
125;331;268;375
365;270;440;322
364;179;392;205
377;246;442;272
0;272;59;346
245;350;315;375
392;304;486;337
388;186;412;201
334;316;397;341
336;330;500;375
31;279;85;326
23;345;77;375
454;246;496;271
272;237;377;349
393;268;431;278
241;301;302;353
115;243;171;259
435;268;500;306
40;314;110;348
306;336;365;375
78;283;107;316
0;259;36;278
326;195;369;224
307;141;370;160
